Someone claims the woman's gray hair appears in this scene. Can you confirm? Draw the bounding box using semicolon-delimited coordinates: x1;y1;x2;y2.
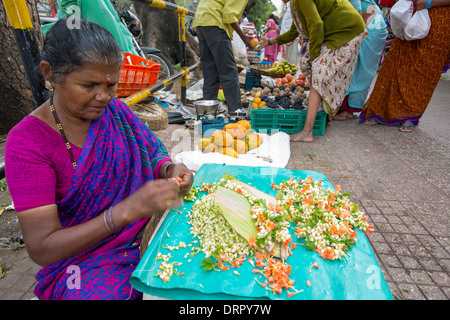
42;18;123;82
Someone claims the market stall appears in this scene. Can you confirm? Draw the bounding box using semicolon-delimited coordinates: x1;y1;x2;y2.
130;164;393;300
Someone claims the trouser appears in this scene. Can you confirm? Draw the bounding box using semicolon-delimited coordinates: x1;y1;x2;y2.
196;26;241;112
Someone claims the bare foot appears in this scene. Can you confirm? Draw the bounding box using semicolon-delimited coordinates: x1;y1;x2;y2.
333;111;354;121
290;131;313;143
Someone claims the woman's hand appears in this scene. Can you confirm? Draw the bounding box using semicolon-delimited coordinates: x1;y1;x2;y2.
166;163;194;197
125;178;183;221
413;0;427;10
257;37;270;50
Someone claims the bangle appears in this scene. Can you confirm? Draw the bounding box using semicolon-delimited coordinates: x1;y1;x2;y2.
108;207;117;232
268;38;271;45
162;162;173;179
103;210;114;233
426;0;432;9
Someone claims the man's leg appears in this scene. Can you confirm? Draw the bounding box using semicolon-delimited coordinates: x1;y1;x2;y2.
196;26;221;101
197;26;241;112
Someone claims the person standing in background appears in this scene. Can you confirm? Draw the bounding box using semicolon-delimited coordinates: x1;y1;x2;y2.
334;0;388;120
258;0;367;143
193;0;255;113
280;5;300;66
360;0;450;131
263;18;279;63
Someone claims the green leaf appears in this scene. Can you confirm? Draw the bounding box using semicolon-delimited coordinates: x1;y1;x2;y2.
200;258;216;271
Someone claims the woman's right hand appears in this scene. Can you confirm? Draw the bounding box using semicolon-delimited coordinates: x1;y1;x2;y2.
124;178;183;221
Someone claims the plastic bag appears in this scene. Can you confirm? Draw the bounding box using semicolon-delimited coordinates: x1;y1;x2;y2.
390;0;414;40
232;31;247;62
404;10;431;40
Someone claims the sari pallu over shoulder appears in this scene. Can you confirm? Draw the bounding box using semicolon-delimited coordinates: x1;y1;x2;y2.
35;98;171;300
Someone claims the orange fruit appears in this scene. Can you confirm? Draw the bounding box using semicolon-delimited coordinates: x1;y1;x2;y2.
250;38;259;48
253;97;262;104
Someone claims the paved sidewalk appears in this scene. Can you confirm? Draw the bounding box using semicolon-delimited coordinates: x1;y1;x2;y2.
0;78;449;300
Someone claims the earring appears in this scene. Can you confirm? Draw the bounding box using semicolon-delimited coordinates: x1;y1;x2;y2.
45;80;53;91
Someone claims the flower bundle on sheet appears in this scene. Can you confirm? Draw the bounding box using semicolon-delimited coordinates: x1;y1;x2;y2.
178;174;373;296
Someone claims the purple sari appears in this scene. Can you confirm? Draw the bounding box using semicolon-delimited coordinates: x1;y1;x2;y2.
35;98;171;300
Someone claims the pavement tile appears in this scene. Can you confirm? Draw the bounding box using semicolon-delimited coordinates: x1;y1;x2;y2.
0;273;21;290
378;254;403;268
395;284;426;300
441;287;450;299
419;258;447;272
399;256;421;270
419;285;447;300
429;271;450;287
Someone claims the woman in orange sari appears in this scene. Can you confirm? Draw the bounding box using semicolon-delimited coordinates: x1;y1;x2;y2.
360;0;450;132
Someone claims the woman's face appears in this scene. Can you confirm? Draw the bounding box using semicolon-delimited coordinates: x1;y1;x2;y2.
51;62;121;121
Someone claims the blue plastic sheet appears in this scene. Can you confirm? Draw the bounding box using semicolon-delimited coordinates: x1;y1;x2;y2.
130;164;393;300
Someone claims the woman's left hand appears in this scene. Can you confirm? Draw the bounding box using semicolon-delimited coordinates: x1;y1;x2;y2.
257;37;269;50
412;0;427;11
167;163;194;197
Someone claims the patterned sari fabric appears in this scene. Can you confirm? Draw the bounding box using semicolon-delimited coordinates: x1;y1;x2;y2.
290;0;367;116
300;31;367;116
360;7;450;125
35;98;171;300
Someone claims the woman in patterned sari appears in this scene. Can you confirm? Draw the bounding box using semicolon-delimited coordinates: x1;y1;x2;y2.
4;19;193;300
360;0;450;132
258;0;367;142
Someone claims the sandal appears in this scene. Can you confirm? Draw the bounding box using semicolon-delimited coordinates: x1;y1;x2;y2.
399;122;415;132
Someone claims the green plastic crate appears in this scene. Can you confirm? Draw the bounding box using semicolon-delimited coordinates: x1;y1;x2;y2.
250;109;327;135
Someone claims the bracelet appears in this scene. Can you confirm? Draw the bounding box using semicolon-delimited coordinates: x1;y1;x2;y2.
162;162;174;179
108;207;118;232
426;0;432;9
268;38;272;45
103;210;114;233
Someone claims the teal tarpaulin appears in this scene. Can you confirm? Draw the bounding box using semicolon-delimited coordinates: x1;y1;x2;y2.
130;164;393;300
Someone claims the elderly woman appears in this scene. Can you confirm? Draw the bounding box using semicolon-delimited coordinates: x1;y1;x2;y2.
258;0;367;142
4;19;193;300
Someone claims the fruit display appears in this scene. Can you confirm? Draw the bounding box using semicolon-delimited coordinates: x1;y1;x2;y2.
197;120;263;158
274;73;306;88
265;60;298;75
250;85;307;110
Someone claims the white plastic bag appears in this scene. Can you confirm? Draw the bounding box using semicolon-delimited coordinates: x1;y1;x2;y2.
404;10;431;40
232;31;247;62
390;0;414;40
